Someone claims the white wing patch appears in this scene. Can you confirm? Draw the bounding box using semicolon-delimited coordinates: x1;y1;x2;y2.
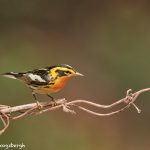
28;73;46;82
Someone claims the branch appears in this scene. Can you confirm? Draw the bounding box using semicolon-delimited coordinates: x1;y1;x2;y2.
0;88;150;135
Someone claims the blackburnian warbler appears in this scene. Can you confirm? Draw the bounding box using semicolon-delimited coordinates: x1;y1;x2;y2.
2;64;83;107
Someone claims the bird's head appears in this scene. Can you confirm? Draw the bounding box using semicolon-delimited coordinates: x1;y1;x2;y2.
49;64;83;79
48;64;83;91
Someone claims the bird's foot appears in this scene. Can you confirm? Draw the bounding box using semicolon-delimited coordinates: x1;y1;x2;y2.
36;101;43;111
47;99;57;107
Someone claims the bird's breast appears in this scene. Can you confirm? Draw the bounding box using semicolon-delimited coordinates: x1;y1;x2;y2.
30;77;70;94
52;77;69;90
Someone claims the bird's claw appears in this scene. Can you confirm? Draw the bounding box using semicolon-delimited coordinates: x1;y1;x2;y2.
36;101;43;111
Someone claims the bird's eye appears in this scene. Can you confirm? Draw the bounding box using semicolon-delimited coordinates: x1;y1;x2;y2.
65;71;71;74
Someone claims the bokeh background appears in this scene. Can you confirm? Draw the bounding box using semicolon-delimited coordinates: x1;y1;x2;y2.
0;1;150;150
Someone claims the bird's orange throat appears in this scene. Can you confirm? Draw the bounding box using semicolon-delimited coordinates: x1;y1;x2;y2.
52;76;70;91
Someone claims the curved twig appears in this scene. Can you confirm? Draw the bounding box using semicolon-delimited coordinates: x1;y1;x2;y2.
0;88;150;135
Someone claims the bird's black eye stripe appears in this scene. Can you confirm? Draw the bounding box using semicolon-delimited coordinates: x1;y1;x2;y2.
55;69;72;76
55;69;66;77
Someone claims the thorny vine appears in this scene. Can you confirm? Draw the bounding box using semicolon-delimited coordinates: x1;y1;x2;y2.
0;88;150;135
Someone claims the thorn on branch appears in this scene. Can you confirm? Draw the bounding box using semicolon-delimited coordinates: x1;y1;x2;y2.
132;103;141;114
62;104;76;114
125;89;134;103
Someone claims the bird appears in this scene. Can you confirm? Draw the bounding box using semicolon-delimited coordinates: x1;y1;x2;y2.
1;64;83;108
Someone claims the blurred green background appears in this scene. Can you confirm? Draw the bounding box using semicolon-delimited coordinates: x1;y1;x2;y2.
0;1;150;150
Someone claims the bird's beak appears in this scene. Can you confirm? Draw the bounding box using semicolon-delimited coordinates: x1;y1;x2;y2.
75;72;84;76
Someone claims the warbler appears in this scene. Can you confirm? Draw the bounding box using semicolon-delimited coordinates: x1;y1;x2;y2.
2;64;83;107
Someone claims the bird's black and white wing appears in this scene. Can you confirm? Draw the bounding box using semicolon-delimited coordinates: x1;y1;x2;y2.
26;68;51;86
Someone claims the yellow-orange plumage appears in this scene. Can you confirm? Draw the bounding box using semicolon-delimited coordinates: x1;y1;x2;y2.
52;76;69;91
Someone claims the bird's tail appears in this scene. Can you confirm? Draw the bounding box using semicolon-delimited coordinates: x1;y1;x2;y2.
1;72;24;79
